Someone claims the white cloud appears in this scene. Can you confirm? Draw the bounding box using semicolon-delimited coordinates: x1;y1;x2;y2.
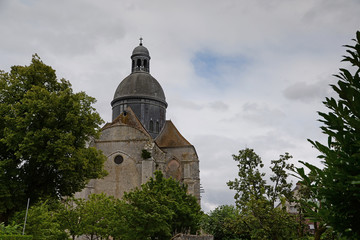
283;79;331;102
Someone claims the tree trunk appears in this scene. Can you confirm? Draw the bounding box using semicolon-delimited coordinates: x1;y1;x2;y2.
314;226;326;240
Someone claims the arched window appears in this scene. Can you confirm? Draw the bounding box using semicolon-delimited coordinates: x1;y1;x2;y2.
166;159;181;180
149;120;154;132
137;59;141;67
132;60;135;69
144;59;148;68
156;121;160;133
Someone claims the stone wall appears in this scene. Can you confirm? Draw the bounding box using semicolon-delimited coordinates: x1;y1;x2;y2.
171;234;214;240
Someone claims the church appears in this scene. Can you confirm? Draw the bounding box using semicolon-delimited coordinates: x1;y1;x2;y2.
76;40;200;202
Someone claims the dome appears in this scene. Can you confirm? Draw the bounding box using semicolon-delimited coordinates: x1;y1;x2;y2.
111;40;167;137
132;45;149;57
113;72;166;104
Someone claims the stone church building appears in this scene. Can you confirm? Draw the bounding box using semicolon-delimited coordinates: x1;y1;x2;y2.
76;40;200;202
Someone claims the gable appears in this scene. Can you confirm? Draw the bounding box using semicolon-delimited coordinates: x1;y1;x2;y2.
102;106;151;139
155;120;191;148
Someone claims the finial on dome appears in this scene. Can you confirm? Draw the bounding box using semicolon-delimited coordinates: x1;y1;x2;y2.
139;37;143;46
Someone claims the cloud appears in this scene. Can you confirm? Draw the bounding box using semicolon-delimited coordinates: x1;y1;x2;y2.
208;101;229;111
242;102;286;126
201;189;236;213
283;78;333;102
191;51;250;87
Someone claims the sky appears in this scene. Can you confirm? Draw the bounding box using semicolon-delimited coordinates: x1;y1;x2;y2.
1;0;359;213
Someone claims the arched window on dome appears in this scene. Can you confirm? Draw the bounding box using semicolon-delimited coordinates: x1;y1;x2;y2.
149;120;154;132
156;121;160;133
137;59;141;68
144;59;148;68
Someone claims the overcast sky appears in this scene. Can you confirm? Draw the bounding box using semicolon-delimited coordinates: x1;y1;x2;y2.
1;0;359;212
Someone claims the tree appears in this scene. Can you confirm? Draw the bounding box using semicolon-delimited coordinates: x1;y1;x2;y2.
227;148;294;210
227;148;298;239
55;194;121;240
0;222;22;235
227;148;267;211
299;31;360;238
80;194;117;240
116;171;202;240
0;55;107;222
12;200;68;240
57;197;85;240
296;163;329;240
201;205;245;240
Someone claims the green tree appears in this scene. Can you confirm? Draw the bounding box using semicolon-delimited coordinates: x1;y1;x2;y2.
299;31;360;238
227;148;267;210
0;222;22;235
117;171;202;240
80;194;117;240
57;197;85;240
227;148;298;240
57;194;120;240
0;55;107;222
296;163;329;240
12;200;68;240
201;205;245;240
227;149;294;210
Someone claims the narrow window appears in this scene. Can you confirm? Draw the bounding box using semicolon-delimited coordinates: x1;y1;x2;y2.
156;121;160;133
149;120;154;132
137;59;141;67
144;59;148;68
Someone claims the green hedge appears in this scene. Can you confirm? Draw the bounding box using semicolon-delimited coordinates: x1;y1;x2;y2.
0;235;33;240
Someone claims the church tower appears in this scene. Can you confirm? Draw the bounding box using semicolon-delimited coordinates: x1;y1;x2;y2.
111;39;167;138
76;40;200;203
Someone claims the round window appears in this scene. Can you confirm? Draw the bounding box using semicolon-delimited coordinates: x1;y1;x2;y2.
114;155;124;164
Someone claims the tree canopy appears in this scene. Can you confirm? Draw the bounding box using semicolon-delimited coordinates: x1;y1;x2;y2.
118;171;202;240
0;55;107;222
227;148;294;211
226;148;298;240
298;31;360;238
201;205;244;240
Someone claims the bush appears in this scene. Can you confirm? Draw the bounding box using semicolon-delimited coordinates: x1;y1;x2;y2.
0;235;33;240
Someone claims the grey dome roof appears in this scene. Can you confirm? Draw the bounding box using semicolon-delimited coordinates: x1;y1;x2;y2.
113;72;166;103
132;45;149;56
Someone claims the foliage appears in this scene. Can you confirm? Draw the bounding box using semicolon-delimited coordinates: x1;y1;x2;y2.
227;148;294;210
56;197;85;240
0;55;107;222
201;205;244;240
268;153;295;206
141;149;151;159
6;185;200;240
117;171;202;240
0;222;22;235
0;236;33;240
296;163;328;240
202;202;299;240
321;228;347;240
240;197;297;240
11;200;68;240
297;31;360;239
57;194;121;240
80;194;118;240
227;148;298;239
227;148;267;210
